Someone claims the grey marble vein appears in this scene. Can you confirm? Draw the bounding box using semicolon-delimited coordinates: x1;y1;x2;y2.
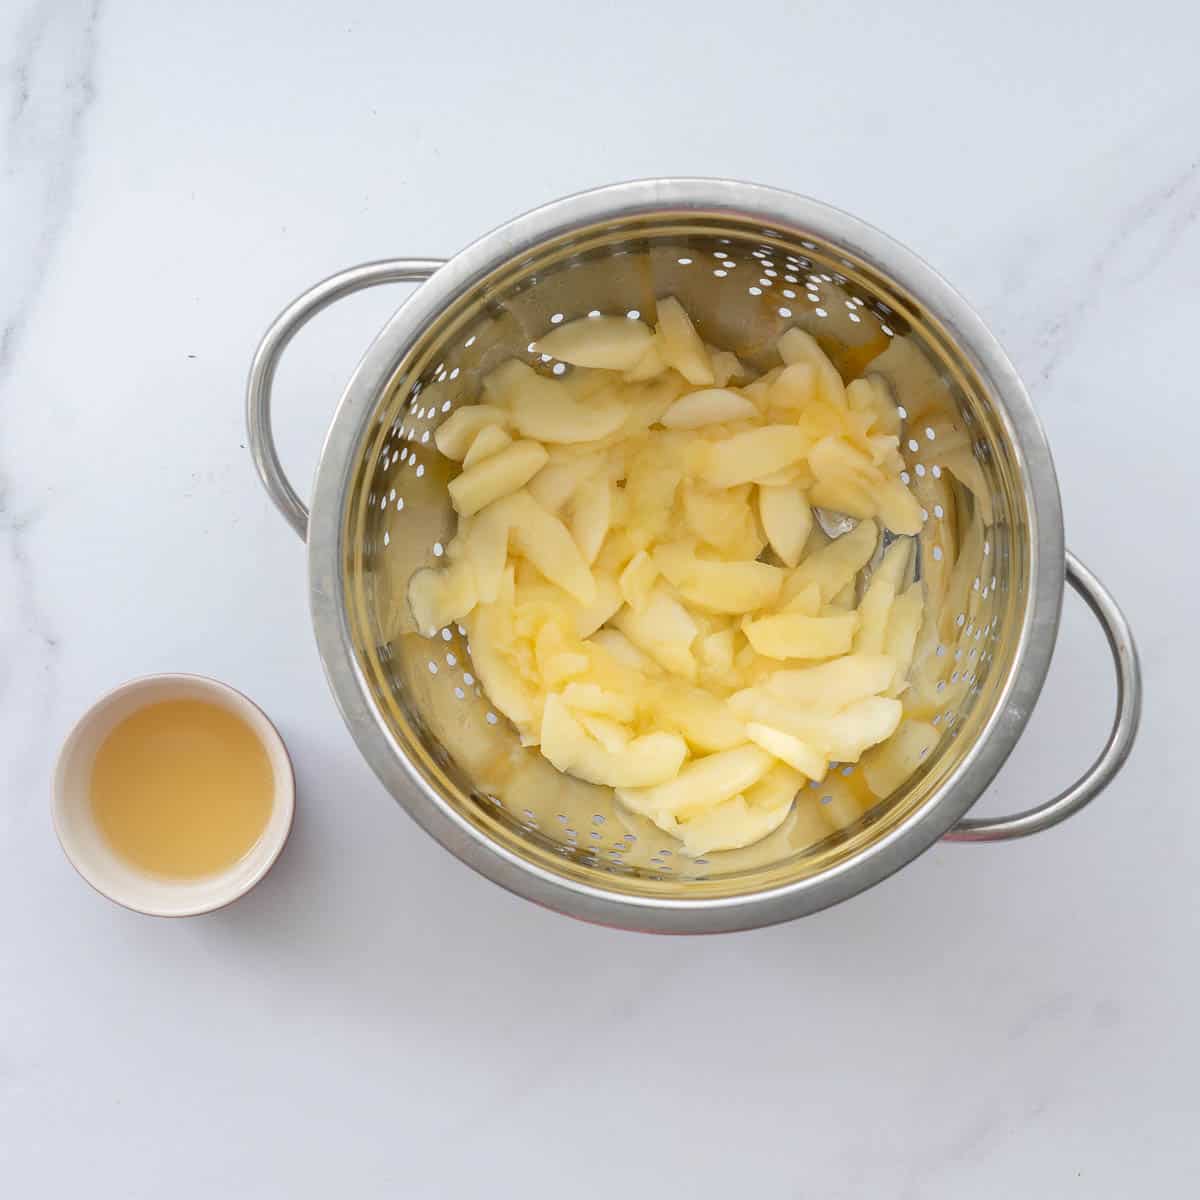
0;0;101;802
1032;150;1200;385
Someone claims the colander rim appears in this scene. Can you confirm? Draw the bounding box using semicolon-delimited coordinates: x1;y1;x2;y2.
305;178;1065;933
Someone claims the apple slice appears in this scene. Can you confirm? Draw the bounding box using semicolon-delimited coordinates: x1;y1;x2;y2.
757;485;812;567
568;476;612;565
618;549;659;612
883;584;924;694
407;562;478;637
741;611;859;660
614;585;699;679
448;441;549;517
434;405;510;461
655;296;715;385
500;491;595;605
762;653;897;711
677;791;794;856
661;388;759;429
847;374;901;436
540;694;686;788
744;722;828;779
862;719;940;798
511;380;628;444
623;338;668;382
651;684;748;753
617;745;774;820
781;518;878;603
461;423;513;468
701;426;810;488
676;559;785;615
533;315;653;371
777;327;846;408
561;680;636;723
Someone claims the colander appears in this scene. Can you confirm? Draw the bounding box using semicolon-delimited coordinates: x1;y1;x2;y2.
247;180;1141;933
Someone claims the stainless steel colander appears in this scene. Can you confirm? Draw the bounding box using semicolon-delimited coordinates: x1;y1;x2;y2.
247;180;1141;933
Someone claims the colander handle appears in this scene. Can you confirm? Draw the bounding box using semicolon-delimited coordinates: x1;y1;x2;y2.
247;259;445;540
944;552;1142;842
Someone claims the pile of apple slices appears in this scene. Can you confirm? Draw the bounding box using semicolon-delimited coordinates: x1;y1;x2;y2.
408;299;928;856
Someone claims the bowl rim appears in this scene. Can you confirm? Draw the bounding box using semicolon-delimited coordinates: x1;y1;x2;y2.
306;178;1065;933
52;672;296;917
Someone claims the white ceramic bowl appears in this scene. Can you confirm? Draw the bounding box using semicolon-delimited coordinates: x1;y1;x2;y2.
53;674;295;916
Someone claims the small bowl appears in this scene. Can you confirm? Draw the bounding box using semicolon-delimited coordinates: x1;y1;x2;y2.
53;674;295;916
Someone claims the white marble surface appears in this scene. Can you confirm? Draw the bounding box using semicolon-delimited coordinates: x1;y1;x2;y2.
2;0;1196;1193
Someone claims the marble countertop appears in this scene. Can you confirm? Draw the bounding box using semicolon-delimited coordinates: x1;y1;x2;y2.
3;1;1195;1194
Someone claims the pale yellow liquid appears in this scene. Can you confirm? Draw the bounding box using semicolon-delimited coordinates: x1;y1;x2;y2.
90;699;274;878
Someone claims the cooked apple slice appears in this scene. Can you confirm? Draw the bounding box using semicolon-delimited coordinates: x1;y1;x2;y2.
809;477;879;521
561;680;636;723
464;606;536;730
655;296;715;385
623;457;683;533
677;791;794;856
815;775;868;832
541;650;589;690
594;525;653;577
613;585;699;679
661;388;759;429
766;363;817;415
741;611;858;660
434;405;510;461
651;684;748;753
757;485;812;567
589;628;661;674
676;559;785;615
500;490;595;605
940;444;994;524
700;426;810;488
853;577;894;655
568;476;612;565
744;722;828;779
619;375;686;435
744;763;805;810
618;549;659;612
451;502;510;604
623;338;668;382
407;561;478;637
571;573;622;638
854;537;911;655
762;653;897;712
533;315;653;370
708;348;747;387
460;425;511;469
697;628;736;677
448;441;549;517
510;379;628;444
862;719;940;797
540;694;686;788
755;461;815;489
847;375;901;438
816;696;903;762
883;584;923;694
576;712;634;753
777;327;847;408
681;483;764;559
875;477;924;535
513;562;616;637
526;455;596;513
780;581;821;615
617;745;774;820
809;434;879;482
780;518;878;603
